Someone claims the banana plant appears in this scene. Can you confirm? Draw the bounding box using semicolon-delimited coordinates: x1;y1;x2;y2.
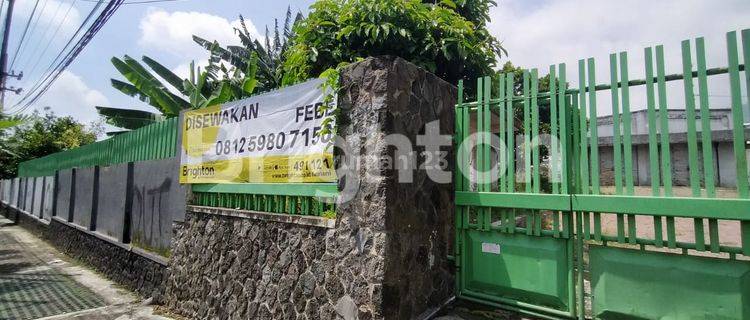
193;7;301;92
183;52;258;109
94;106;165;130
98;52;258;130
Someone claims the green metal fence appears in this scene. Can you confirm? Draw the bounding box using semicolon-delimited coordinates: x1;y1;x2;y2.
17;117;179;177
192;183;338;216
455;29;750;319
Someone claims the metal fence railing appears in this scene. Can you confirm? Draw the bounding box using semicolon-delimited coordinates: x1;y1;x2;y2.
191;183;338;217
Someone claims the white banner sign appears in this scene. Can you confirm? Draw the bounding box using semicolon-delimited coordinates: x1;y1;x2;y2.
179;78;336;183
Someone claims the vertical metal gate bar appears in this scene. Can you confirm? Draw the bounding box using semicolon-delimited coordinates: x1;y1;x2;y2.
575;210;585;320
549;65;561;237
587;58;600;195
506;74;516;233
506;73;515;194
476;77;485;231
558;63;577;318
560;66;572;240
727;31;749;199
523;71;532;194
644;47;664;247
578;60;591;240
644;47;661;197
497;75;508;231
531;69;542;236
657;45;678;249
741;29;750;255
532;69;541;194
656;45;674;197
681;39;706;251
694;37;722;253
727;31;750;256
523;71;533;235
577;60;589;195
498;74;507;193
616;52;632;244
483;76;492;230
587;58;602;241
609;54;623;195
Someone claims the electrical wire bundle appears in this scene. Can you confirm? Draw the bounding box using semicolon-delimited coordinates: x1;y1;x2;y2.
6;0;125;114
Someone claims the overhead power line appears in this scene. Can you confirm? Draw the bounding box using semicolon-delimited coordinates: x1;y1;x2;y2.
8;0;41;72
11;0;125;112
15;0;66;72
12;0;51;72
7;0;105;113
23;0;78;81
0;1;6;37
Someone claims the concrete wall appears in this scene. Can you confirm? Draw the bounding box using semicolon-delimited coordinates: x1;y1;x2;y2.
43;176;54;221
599;142;737;188
56;169;73;221
130;157;187;253
8;157;186;256
24;177;33;212
72;167;95;229
16;178;23;209
0;179;9;203
12;178;20;208
716;142;736;187
14;178;22;208
95;163;129;241
32;177;44;218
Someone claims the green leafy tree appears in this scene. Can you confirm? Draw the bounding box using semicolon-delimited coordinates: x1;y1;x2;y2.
496;61;553;133
0;109;100;178
193;7;303;92
97;53;258;130
281;0;505;87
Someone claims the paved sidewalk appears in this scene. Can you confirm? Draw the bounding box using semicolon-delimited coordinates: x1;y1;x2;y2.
0;216;172;320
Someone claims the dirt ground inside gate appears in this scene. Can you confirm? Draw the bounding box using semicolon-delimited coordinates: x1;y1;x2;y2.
597;186;743;255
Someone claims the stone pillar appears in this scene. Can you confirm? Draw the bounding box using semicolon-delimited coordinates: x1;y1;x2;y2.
163;56;456;320
330;56;456;319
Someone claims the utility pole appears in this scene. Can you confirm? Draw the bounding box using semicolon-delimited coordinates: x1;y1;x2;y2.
0;0;17;112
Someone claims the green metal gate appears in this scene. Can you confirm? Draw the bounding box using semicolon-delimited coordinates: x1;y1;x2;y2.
454;29;750;319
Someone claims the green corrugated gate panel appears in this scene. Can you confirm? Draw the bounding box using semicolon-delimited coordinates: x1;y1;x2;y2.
590;246;750;320
462;231;572;312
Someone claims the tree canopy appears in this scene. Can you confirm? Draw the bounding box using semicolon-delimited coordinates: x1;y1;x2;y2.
281;0;505;86
0;109;100;178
